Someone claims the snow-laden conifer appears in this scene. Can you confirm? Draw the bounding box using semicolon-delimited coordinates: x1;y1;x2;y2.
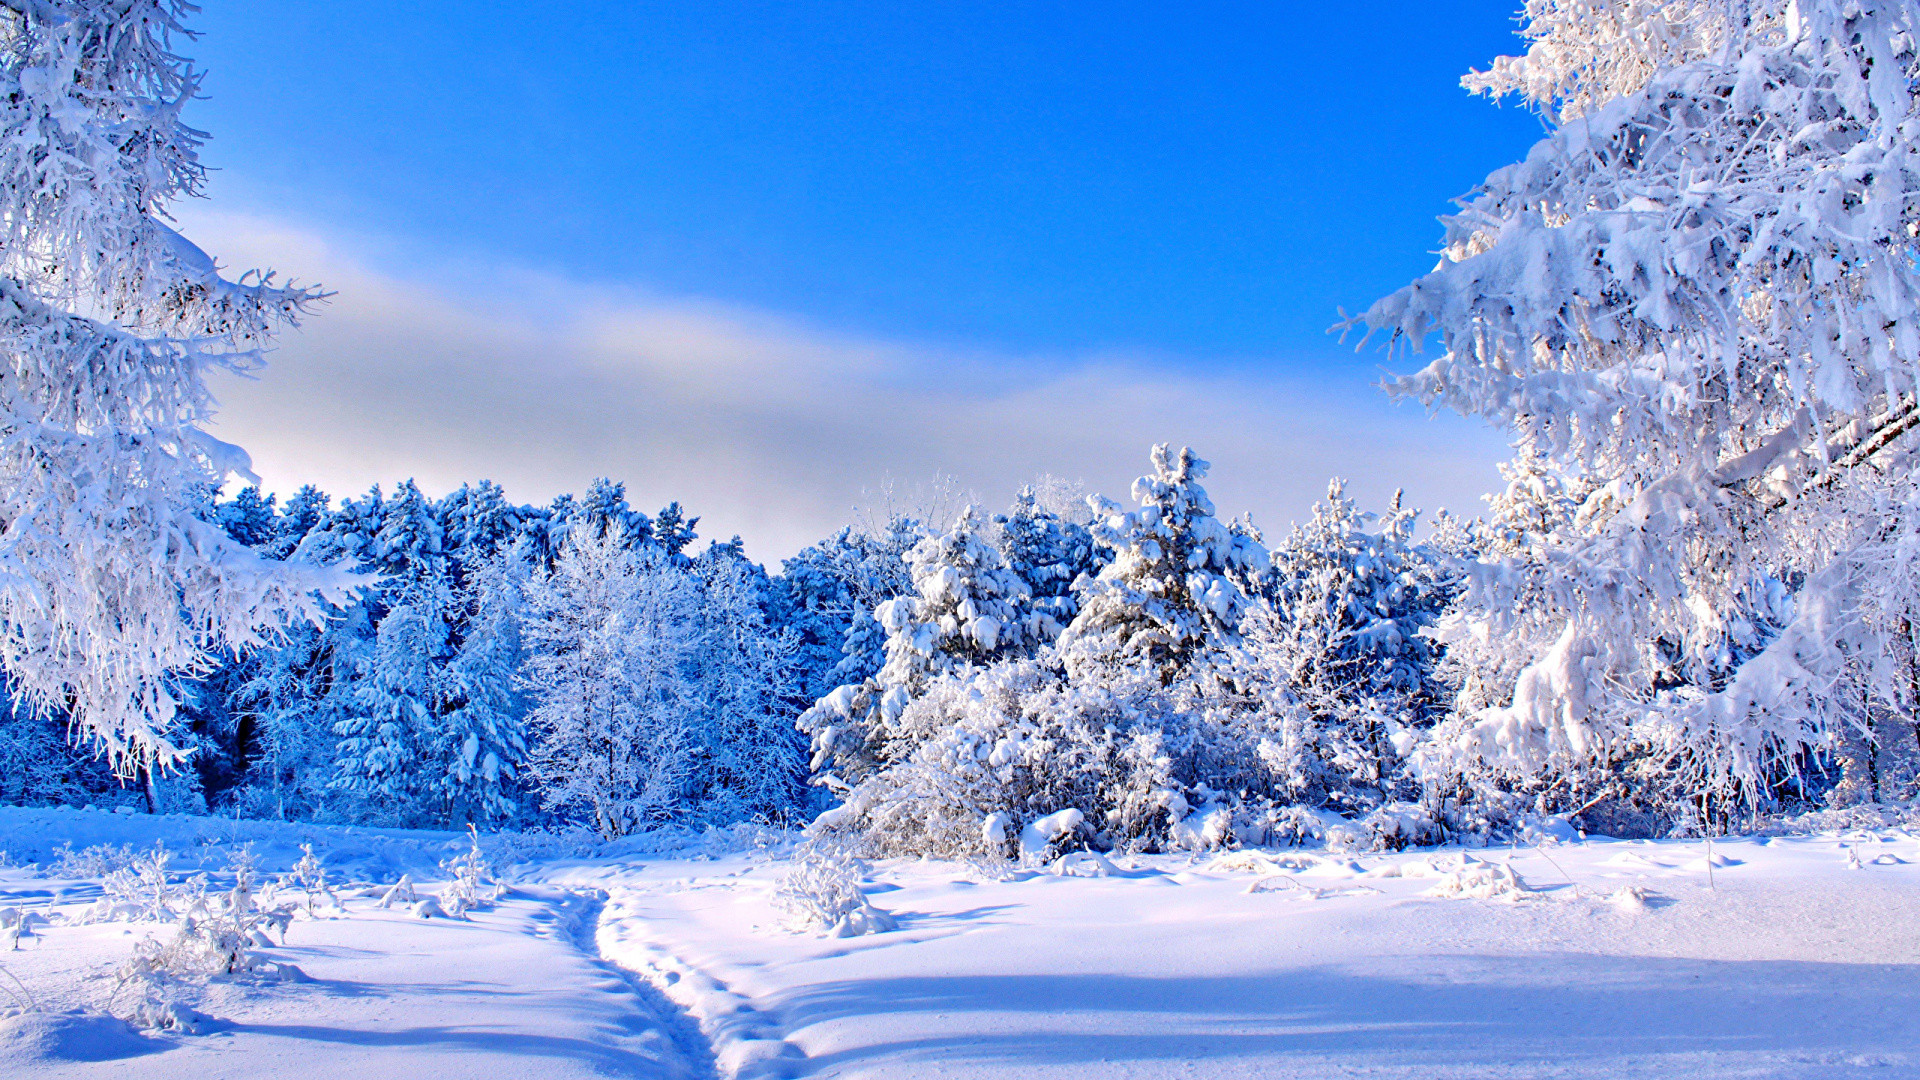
1059;445;1264;682
0;1;348;770
436;550;528;826
800;506;1038;794
993;486;1103;638
691;546;806;823
331;580;450;825
1233;482;1452;815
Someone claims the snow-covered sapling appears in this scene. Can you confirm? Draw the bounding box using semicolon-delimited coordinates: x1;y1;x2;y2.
283;843;340;917
439;825;503;918
774;837;898;938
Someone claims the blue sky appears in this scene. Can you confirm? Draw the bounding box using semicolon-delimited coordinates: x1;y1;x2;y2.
178;2;1547;559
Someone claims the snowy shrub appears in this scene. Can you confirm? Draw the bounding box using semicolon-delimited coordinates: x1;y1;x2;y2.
774;838;897;937
1406;854;1532;903
375;875;417;910
82;846;206;925
49;842;138;880
105;848;300;1033
814;660;1119;858
279;843;340;917
440;826;503;917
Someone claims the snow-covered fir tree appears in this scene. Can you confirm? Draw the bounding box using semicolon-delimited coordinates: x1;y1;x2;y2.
800;506;1041;794
1059;445;1265;683
330;581;450;826
810;447;1311;860
690;544;807;823
435;550;529;827
1231;481;1452;817
0;0;347;775
776;516;928;703
993;485;1104;638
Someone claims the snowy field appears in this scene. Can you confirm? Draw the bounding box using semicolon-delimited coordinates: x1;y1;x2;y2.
1;806;1917;1079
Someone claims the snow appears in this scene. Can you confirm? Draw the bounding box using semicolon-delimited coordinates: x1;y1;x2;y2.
0;809;703;1079
2;807;1917;1078
550;830;1920;1079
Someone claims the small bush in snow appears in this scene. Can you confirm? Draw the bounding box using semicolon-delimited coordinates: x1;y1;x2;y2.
107;850;302;1033
49;842;137;879
439;826;504;917
280;843;340;917
774;838;897;938
81;845;206;925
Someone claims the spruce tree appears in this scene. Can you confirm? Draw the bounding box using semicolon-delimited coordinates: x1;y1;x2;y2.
1060;445;1264;683
0;0;347;771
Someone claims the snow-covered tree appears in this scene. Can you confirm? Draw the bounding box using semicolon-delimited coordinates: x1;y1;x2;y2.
330;580;450;825
1232;482;1453;814
1355;0;1920;821
809;448;1350;859
212;487;278;548
1059;445;1264;682
800;506;1041;793
0;0;346;772
691;546;806;823
0;677;132;808
435;550;529;826
439;480;527;564
880;507;1043;681
994;485;1103;638
776;516;927;702
520;529;701;839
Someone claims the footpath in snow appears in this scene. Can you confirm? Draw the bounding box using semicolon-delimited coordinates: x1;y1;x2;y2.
3;806;1920;1078
546;829;1920;1080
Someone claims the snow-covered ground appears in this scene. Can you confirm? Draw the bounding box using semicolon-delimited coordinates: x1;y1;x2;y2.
2;806;1917;1078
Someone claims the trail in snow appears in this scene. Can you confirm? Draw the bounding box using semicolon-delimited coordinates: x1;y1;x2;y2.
5;807;1919;1079
0;808;703;1080
551;833;1920;1080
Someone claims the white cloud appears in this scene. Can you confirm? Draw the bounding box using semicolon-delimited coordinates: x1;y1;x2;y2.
176;207;1512;563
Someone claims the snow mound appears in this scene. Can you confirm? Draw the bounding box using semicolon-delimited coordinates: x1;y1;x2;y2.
1609;885;1653;913
1207;851;1316;875
1297;859;1366;879
0;1009;158;1063
1416;856;1532;902
1244;876;1380;900
1245;875;1320;898
828;904;898;938
1681;853;1742;872
1050;851;1121;877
